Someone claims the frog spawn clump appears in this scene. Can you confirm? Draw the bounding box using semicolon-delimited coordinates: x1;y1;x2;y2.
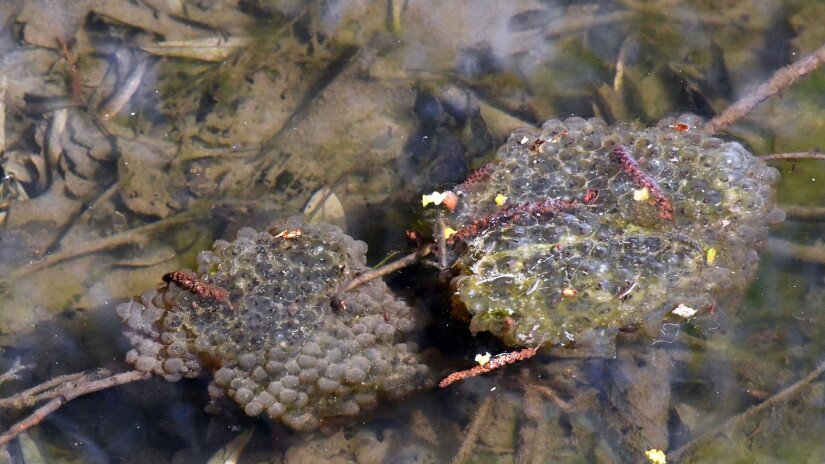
445;114;783;348
117;219;432;431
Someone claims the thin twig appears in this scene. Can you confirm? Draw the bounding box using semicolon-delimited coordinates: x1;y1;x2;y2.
4;208;202;282
765;237;825;266
703;42;825;135
0;74;6;152
517;386;544;464
342;245;432;292
670;358;825;461
451;396;494;464
526;384;575;415
780;205;825;222
0;371;93;409
440;345;540;388
437;215;448;274
0;370;151;448
760;151;825;162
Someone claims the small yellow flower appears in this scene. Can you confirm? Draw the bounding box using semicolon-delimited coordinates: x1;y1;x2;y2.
633;186;650;202
495;193;507;206
475;352;491;365
645;449;666;464
444;227;457;239
706;247;717;264
422;191;446;207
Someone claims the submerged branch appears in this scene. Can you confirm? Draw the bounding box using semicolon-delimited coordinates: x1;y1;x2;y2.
761;151;825;162
704;42;825;135
0;369;151;447
5;208;202;282
670;358;825;461
780;205;825;222
765;238;825;266
342;245;432;292
451;396;494;464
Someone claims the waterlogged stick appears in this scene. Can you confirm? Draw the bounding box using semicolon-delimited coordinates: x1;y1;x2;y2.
439;345;540;388
448;198;579;244
612;144;673;220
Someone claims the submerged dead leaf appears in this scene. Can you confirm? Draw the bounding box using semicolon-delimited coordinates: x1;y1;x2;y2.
205;429;253;464
141;37;252;62
303;187;346;230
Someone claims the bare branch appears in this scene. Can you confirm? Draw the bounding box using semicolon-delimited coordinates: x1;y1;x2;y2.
670;358;825;461
451;396;494;464
765;238;825;265
0;370;151;448
342;245;432;292
760;151;825;162
780;205;825;222
703;43;825;135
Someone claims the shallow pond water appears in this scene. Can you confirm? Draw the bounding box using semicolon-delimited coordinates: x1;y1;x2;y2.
1;1;825;463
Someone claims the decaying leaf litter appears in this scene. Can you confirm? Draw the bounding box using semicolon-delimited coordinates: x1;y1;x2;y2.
1;0;825;462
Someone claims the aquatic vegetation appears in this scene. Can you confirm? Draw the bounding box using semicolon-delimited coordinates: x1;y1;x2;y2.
118;218;432;430
440;114;784;348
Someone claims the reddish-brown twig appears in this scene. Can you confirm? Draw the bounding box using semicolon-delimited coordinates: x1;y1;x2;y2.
0;370;151;447
458;162;496;189
703;42;825;135
448;198;578;244
612;145;673;220
439;345;540;388
162;270;231;302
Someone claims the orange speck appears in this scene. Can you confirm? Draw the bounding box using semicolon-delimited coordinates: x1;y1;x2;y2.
273;229;302;239
442;191;459;212
562;287;578;297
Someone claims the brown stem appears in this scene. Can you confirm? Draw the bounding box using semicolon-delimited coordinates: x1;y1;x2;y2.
670;358;825;461
760;151;825;162
780;205;825;222
526;384;575;415
703;43;825;135
765;237;825;265
342;245;432;292
0;371;89;409
517;386;545;464
451;396;494;464
0;370;151;448
4;208;202;283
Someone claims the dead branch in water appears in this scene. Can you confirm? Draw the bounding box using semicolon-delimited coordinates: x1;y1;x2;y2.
703;43;825;135
765;237;825;266
670;358;825;461
451;396;494;464
0;369;151;448
342;244;433;292
779;205;825;222
440;345;540;388
760;151;825;162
